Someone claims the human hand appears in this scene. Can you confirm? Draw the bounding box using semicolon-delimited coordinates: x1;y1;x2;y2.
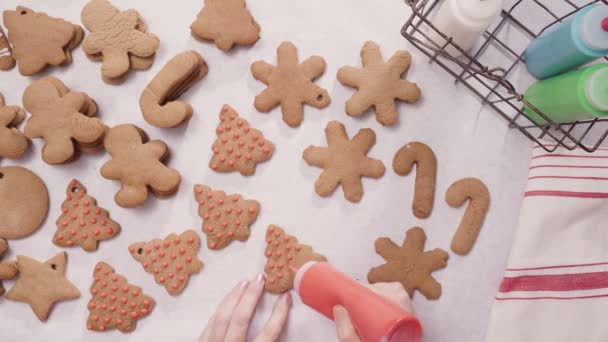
199;274;292;342
333;282;414;342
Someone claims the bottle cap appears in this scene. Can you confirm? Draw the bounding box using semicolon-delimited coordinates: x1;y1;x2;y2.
585;66;608;112
580;4;608;51
453;0;504;26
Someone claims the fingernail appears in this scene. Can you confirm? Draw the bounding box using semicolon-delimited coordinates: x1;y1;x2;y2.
281;292;292;305
256;273;266;285
238;279;249;290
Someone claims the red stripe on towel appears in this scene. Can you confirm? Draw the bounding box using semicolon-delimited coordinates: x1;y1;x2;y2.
530;165;608;170
528;176;608;181
532;154;608;160
524;190;608;198
499;272;608;293
507;261;608;271
496;293;608;301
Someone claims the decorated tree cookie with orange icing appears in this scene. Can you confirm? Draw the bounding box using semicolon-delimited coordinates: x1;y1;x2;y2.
194;184;260;250
209;105;275;176
53;179;120;252
128;230;203;296
263;225;326;293
87;262;155;333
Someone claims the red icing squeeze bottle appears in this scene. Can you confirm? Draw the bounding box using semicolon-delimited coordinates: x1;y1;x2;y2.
294;261;422;342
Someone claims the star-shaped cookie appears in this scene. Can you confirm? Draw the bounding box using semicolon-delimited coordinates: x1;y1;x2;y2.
368;227;448;300
6;251;80;321
303;120;385;203
251;41;330;127
337;41;421;126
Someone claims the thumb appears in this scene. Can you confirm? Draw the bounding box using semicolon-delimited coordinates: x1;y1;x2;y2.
333;306;361;342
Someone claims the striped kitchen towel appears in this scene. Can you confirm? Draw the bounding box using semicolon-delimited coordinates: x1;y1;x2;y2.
486;144;608;342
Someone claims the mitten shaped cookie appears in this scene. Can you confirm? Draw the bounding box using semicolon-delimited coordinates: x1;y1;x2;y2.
101;124;181;208
251;42;330;127
0;238;18;296
263;225;326;294
53;179;121;252
190;0;260;51
210;105;275;176
194;184;260;250
368;227;448;300
303;121;385;203
0;27;15;70
3;7;83;75
128;230;203;295
0;94;28;159
337;41;421;126
23;77;106;164
81;0;160;80
87;262;155;332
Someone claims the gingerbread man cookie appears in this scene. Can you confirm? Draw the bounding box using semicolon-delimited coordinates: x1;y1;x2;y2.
190;0;260;51
81;0;160;80
337;41;421;126
303;121;385;203
87;262;155;332
0;26;15;70
0;239;18;296
263;225;327;294
210;105;275;176
0;93;28;159
194;184;260;250
100;124;181;208
3;6;83;75
53;180;121;252
368;227;448;300
129;230;203;296
251;42;330;127
23;77;106;165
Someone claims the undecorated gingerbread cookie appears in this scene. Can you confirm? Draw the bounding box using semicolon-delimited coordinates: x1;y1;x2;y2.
0;26;15;70
129;230;203;295
190;0;260;51
368;227;448;300
393;142;437;219
101;124;181;208
337;41;421;126
251;42;330;127
263;225;326;294
53;179;121;252
0;239;18;296
303;120;385;203
0;93;28;159
194;184;260;250
0;166;49;240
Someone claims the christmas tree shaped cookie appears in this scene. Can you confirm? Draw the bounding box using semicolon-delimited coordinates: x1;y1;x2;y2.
128;230;203;296
194;184;260;250
263;225;326;294
53;179;120;252
87;262;155;332
209;105;274;176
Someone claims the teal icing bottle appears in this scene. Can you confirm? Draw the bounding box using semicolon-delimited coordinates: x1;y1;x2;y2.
523;64;608;125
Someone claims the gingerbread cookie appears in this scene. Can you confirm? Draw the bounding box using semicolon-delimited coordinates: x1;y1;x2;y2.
0;166;49;240
190;0;260;51
194;184;260;250
101;124;181;208
81;0;160;81
128;230;203;296
140;51;208;128
0;93;28;159
368;227;448;300
6;252;80;321
87;262;155;332
210;105;274;176
337;41;421;126
3;7;82;75
303;121;385;203
264;225;326;294
23;77;106;165
53;180;121;252
446;178;490;256
393;142;437;219
0;239;18;296
251;42;330;127
0;26;15;70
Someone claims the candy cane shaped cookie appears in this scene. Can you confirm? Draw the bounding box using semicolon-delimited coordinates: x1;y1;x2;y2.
393;142;437;218
445;178;490;255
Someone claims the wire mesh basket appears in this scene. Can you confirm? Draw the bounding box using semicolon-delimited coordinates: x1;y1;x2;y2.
402;0;608;152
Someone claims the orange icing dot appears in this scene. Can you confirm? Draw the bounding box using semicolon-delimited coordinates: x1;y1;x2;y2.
176;264;183;270
100;291;107;297
217;127;224;134
174;237;181;244
278;262;284;268
153;268;159;274
143;299;151;306
275;251;282;257
207;226;214;232
295;245;302;251
213;147;219;154
81;232;88;239
84;200;90;206
70;214;77;220
221;137;228;143
258;140;265;147
89;218;96;224
274;231;280;237
89;302;96;309
188;237;195;243
111;285;118;291
265;250;272;257
273;241;279;247
130;312;138;318
179;248;185;254
159;251;166;257
122;286;129;292
246;154;252;160
210;242;217;249
163;241;170;248
215;233;223;239
159;276;165;283
56;233;64;240
168;272;174;278
220;156;226;162
105;228;113;235
145;247;151;253
98;325;105;331
143;262;149;268
110;295;116;301
244;127;250;133
116;319;123;325
72;201;79;207
203;214;210;220
227;231;234;237
287;255;293;260
93;229;100;236
120;299;127;304
162;262;168;267
132;290;139;296
236;208;243;214
263;147;271;154
62;207;68;214
253;134;259;140
94;209;101;215
208;204;214;210
100;219;107;226
70;229;77;236
248;144;254;150
154;243;161;249
269;226;275;232
61;221;68;227
228;160;234;166
186;256;193;263
179;276;186;282
221;221;228;227
171;284;178;289
268;277;275;284
101;303;107;309
95;265;102;271
277;272;283;279
92;315;99;321
66;240;73;246
238;141;245;147
225;125;231;131
230;114;235;120
211;164;218;170
170;254;176;260
120;309;127;315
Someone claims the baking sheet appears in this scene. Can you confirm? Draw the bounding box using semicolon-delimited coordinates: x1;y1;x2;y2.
0;0;532;341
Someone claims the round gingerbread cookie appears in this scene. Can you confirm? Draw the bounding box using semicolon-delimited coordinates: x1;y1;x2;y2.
0;166;49;239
